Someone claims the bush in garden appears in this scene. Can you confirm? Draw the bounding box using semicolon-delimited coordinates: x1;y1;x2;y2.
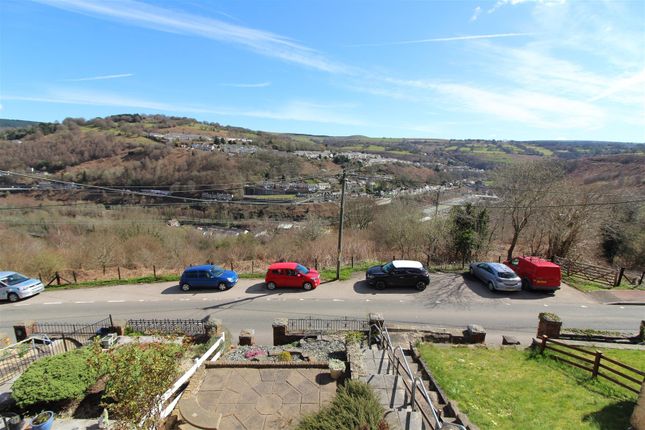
98;342;182;429
296;380;385;430
12;348;99;407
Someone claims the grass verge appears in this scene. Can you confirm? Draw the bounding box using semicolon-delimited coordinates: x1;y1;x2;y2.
417;343;642;430
319;261;378;282
563;275;644;292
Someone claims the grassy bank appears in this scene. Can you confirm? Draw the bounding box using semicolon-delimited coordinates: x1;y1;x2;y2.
563;275;645;293
418;344;643;430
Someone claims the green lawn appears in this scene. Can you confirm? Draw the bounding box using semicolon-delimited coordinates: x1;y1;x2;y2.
418;344;642;430
563;276;644;292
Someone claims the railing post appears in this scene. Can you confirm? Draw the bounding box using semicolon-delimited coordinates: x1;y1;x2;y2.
540;335;548;353
109;314;114;328
62;334;68;352
592;351;603;378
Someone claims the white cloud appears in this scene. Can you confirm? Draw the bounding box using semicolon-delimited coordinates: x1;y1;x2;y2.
488;0;565;14
220;82;271;88
0;89;365;126
346;32;533;47
37;0;346;74
470;6;482;22
589;69;645;103
63;73;134;82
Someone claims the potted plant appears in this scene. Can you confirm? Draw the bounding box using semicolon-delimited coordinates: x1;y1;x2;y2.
328;359;346;380
30;411;54;430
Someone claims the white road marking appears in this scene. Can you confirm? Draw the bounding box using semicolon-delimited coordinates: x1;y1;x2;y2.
14;303;31;306
180;298;190;301
333;299;344;302
138;299;145;302
44;302;62;305
504;302;511;306
74;301;94;304
203;298;209;301
543;304;549;307
299;298;304;301
365;299;371;302
620;306;625;309
108;300;125;303
580;305;587;308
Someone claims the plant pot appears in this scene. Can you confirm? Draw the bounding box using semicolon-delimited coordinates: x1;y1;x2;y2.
30;411;55;430
2;412;24;430
329;368;343;380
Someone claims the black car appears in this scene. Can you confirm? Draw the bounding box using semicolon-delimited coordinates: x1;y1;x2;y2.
365;260;430;291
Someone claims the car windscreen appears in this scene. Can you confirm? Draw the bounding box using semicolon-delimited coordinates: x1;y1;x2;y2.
382;262;394;273
211;266;224;276
295;264;309;275
2;274;30;286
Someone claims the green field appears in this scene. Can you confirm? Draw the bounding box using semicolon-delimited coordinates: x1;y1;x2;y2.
418;344;642;430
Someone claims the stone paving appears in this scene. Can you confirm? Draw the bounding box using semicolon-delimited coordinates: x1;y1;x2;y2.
179;367;337;430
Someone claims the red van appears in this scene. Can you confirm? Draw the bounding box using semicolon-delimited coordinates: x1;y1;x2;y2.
265;262;320;290
504;256;561;292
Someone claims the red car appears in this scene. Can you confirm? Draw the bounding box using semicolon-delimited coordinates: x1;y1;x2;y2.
504;256;561;292
265;262;320;290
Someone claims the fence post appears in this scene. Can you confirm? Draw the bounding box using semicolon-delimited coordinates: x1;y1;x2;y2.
153;265;157;280
615;268;625;287
540;335;548;353
639;271;644;286
230;262;234;271
55;272;61;286
251;260;254;274
103;265;106;275
498;256;501;263
351;256;354;268
117;267;121;280
72;271;77;284
315;258;318;270
592;351;603;378
62;334;68;353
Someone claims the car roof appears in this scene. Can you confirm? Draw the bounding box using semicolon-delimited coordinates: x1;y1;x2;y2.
519;256;560;268
268;262;299;270
0;271;18;277
391;260;423;269
489;263;514;272
184;264;219;272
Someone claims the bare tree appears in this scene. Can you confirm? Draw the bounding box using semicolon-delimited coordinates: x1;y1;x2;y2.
345;197;377;230
493;160;564;260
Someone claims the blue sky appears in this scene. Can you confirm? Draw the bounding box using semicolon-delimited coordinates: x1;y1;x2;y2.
1;0;644;141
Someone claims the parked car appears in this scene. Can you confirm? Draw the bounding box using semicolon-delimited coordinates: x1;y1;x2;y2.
504;256;561;292
469;262;522;292
0;271;45;302
366;260;430;291
179;264;238;291
265;262;320;290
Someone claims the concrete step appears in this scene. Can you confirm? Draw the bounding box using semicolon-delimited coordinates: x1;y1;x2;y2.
395;409;426;430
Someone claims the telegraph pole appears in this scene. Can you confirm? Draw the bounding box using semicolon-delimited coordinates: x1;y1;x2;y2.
336;169;347;280
434;188;441;217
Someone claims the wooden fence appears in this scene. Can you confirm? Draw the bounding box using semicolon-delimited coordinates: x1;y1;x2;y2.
538;335;645;394
554;256;618;287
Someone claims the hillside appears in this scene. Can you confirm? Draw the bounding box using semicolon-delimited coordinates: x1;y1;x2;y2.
0;118;40;129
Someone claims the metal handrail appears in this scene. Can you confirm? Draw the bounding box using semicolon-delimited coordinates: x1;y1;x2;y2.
368;323;466;430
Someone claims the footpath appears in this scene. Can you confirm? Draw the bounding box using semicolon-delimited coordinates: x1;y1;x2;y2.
588;289;645;305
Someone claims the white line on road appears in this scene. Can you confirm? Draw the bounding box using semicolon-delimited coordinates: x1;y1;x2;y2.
180;299;190;301
580;305;588;308
14;303;31;306
543;304;549;307
620;306;625;309
299;298;304;301
44;302;62;305
365;299;370;302
333;299;344;302
74;301;94;304
504;302;511;306
108;300;125;303
138;299;145;302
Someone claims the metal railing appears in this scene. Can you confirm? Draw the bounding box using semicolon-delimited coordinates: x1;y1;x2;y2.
287;316;369;333
369;324;466;430
0;335;65;384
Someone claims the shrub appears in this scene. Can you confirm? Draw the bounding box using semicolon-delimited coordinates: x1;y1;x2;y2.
12;348;99;407
296;380;385;430
344;331;365;345
98;342;182;429
278;351;292;362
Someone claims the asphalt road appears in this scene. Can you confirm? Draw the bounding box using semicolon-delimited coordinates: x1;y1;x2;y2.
1;273;642;344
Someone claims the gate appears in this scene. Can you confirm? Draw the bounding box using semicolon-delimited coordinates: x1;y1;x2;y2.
32;315;115;345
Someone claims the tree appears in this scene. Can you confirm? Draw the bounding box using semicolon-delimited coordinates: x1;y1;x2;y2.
449;203;489;265
370;200;423;258
345;197;377;230
493;160;564;260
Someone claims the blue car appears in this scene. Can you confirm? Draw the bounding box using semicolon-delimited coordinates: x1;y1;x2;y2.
179;264;238;292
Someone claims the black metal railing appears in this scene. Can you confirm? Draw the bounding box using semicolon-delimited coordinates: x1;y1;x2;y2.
287;316;369;333
0;336;69;384
33;316;114;344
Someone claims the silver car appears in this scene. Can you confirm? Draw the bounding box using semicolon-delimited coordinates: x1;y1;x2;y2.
0;271;45;302
469;262;522;292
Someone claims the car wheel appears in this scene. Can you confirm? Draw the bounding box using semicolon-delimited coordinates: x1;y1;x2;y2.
522;279;531;291
267;282;276;290
7;293;19;303
303;282;313;291
181;283;191;292
218;282;228;291
488;282;496;292
375;281;386;290
415;281;427;291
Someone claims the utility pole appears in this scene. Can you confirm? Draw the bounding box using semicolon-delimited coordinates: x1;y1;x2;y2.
434;188;441;217
336;169;347;280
